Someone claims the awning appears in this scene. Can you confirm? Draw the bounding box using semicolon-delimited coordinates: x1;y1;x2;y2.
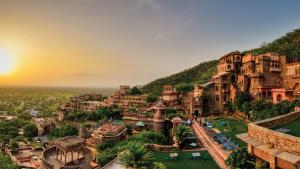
135;121;145;127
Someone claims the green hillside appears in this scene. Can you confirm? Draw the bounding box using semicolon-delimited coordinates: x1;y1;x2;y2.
142;28;300;94
142;60;218;94
244;28;300;62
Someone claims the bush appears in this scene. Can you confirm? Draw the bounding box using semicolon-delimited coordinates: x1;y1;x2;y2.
23;123;38;138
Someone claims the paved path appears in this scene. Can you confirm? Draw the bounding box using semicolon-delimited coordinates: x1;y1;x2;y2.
192;121;229;169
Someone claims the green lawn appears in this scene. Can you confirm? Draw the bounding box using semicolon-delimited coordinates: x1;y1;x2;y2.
153;151;220;169
209;118;248;147
274;118;300;137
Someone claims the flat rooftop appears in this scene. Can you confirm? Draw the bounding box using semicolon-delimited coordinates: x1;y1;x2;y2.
273;118;300;137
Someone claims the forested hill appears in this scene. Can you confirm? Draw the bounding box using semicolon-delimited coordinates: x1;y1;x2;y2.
141;60;218;94
142;28;300;93
244;28;300;62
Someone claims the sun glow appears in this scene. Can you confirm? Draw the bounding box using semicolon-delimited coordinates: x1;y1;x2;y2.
0;49;14;75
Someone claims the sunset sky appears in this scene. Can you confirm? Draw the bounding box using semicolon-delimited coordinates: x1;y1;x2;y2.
1;0;300;87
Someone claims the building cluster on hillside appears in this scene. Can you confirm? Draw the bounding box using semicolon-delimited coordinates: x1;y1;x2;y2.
207;51;300;114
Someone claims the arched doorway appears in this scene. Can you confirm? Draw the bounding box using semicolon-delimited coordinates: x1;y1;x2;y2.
276;94;282;102
194;110;199;117
231;75;235;83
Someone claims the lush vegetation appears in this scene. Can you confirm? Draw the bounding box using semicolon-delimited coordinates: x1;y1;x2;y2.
153;151;220;169
64;106;122;122
251;99;300;121
119;142;154;169
0;87;114;117
48;124;78;139
209;118;248;147
175;124;193;148
23;123;38;138
244;28;300;62
165;108;184;120
142;60;218;96
175;83;194;93
225;148;254;169
0;151;17;169
274;118;300;137
0;118;31;142
97;130;168;166
129;86;143;95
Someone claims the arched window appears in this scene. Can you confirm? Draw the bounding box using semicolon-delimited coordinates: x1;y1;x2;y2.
231;75;235;83
277;94;282;102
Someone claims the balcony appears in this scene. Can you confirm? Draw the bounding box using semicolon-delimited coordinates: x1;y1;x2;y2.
222;88;229;93
270;67;282;72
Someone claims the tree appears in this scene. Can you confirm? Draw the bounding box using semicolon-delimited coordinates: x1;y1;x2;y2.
9;141;19;150
146;94;157;103
175;124;193;147
241;102;251;118
225;148;253;169
129;87;143;95
175;83;194;93
23;123;38;138
235;92;251;111
119;142;153;169
49;124;78;138
0;151;18;169
226;102;236;115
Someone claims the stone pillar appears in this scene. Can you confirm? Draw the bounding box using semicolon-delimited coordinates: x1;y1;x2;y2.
248;144;254;156
269;155;276;169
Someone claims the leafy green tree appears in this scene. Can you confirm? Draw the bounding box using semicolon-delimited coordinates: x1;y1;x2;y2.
225;148;253;169
146;94;157;103
241;102;251;118
235;92;251;111
49;124;78;138
9;141;19;150
119;142;153;169
0;151;18;169
23;123;38;138
129;86;143;95
97;150;117;166
175;83;194;93
175;124;193;147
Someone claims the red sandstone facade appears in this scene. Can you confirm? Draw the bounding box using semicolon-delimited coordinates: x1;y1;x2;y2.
210;51;300;114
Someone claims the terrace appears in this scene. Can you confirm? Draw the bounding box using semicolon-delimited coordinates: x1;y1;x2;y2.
273;118;300;137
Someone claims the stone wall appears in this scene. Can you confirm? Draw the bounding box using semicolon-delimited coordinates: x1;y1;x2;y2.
248;111;300;156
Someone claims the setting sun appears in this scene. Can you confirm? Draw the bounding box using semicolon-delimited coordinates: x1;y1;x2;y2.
0;49;14;75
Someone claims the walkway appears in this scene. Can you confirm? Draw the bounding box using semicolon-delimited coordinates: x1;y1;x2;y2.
192;121;229;169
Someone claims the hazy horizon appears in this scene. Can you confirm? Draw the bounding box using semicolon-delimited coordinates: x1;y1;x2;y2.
1;0;300;87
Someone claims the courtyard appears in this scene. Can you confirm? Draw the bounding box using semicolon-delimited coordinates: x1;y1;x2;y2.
208;117;248;147
152;151;220;169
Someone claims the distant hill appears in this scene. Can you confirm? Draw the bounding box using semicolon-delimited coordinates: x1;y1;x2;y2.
244;28;300;62
142;28;300;94
142;60;218;94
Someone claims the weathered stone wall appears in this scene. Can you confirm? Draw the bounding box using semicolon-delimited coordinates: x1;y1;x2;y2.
248;111;300;156
254;110;300;128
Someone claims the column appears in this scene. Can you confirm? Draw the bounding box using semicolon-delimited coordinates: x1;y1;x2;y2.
64;151;67;164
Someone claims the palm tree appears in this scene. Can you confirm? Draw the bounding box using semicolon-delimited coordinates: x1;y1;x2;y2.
175;124;193;147
119;142;154;169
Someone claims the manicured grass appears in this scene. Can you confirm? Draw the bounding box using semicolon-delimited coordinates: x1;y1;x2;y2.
153;151;220;169
210;118;248;147
274;118;300;137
